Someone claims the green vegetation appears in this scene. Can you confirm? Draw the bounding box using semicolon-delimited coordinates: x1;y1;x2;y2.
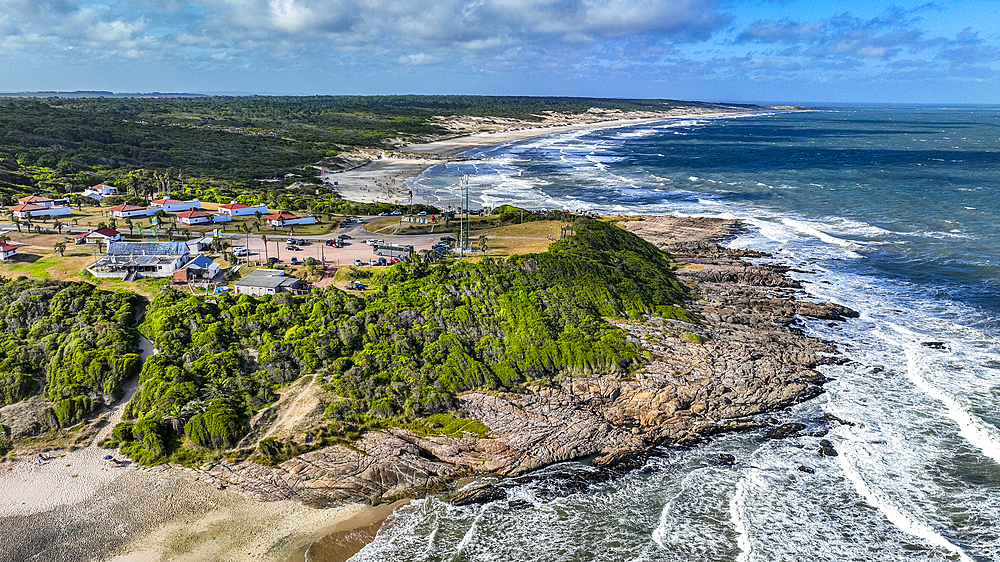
0;278;145;422
109;218;690;464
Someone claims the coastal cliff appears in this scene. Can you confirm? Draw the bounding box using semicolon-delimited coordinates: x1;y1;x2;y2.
188;217;855;505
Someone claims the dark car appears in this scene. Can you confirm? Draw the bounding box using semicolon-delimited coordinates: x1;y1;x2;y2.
285;244;299;251
325;239;334;246
377;257;387;266
267;257;280;264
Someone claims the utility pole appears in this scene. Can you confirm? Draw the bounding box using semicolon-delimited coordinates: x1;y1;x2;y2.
460;175;470;256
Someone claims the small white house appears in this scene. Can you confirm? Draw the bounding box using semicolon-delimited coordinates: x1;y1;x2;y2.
0;243;17;260
266;211;316;227
81;184;118;200
151;198;202;213
74;227;123;245
8;202;72;219
176;209;231;225
217;201;269;217
107;203;157;219
17;195;57;208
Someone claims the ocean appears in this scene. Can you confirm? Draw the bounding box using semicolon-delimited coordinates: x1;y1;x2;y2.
330;106;1000;561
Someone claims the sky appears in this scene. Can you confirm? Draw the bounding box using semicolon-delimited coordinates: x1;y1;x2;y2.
1;0;998;103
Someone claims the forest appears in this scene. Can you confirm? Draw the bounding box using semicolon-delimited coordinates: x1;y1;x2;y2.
103;218;693;464
0;95;751;200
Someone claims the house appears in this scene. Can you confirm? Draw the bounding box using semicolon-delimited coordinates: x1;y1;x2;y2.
8;202;72;219
217;201;268;217
0;243;17;261
81;184;118;200
150;198;201;213
175;209;231;225
87;241;190;280
17;195;57;208
107;203;157;219
265;211;316;227
74;227;123;245
234;268;307;296
186;236;214;253
173;255;220;283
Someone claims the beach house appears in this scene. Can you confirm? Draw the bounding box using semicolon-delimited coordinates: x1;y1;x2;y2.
0;243;18;260
8;195;72;219
217;201;268;217
265;211;316;227
150;198;202;213
74;227;123;245
107;203;157;219
173;255;220;283
81;184;118;200
175;209;232;225
234;268;307;296
87;241;190;280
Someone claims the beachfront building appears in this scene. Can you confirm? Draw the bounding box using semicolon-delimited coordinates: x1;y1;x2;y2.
74;227;123;245
0;243;18;260
234;268;307;296
150;198;202;213
175;209;231;225
8;202;72;220
108;203;157;219
173;255;220;283
217;201;268;217
265;211;316;227
81;184;118;200
186;236;214;253
87;241;190;280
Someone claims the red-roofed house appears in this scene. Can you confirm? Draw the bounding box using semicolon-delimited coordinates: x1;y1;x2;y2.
75;227;123;245
150;198;201;213
82;184;118;200
17;194;57;207
0;243;17;260
176;209;231;225
217;201;268;217
8;202;71;219
108;203;156;218
266;211;316;227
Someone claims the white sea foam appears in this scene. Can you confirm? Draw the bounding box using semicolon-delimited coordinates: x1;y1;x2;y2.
729;474;753;562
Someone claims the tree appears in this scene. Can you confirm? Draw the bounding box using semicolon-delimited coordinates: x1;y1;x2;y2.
0;234;10;246
478;235;488;254
12;217;21;233
125;218;134;236
53;219;63;234
108;218;118;231
261;234;268;261
54;242;66;257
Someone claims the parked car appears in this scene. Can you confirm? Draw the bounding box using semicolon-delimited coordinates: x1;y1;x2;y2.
267;257;280;264
233;247;249;256
287;238;296;244
290;256;298;265
325;239;334;246
440;236;456;242
285;244;299;251
345;281;366;290
368;259;379;266
379;212;389;216
377;257;387;266
296;238;306;245
339;234;352;240
390;210;402;215
353;258;363;266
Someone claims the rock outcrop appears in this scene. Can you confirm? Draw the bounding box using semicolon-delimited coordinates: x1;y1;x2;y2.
188;216;854;506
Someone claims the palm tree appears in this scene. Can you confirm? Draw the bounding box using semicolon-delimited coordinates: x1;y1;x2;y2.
12;216;21;233
125;218;134;237
54;242;66;257
0;234;10;245
261;234;268;261
53;219;63;234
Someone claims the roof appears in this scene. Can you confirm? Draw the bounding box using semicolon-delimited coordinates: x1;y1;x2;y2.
108;203;147;212
0;243;17;252
218;202;250;210
182;255;216;270
18;194;53;204
107;241;189;256
151;198;182;205
8;203;46;212
235;268;304;290
266;211;299;220
92;227;120;237
186;236;214;245
176;209;212;219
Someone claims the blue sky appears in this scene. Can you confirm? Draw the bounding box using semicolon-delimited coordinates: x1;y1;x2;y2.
1;0;998;103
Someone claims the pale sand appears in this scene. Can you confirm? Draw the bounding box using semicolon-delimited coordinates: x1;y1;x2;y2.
0;334;389;562
320;111;755;207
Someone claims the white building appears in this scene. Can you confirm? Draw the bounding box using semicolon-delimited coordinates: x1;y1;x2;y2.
176;209;231;225
0;243;17;260
8;202;72;219
87;241;190;279
217;201;268;217
74;227;123;245
107;203;157;219
81;184;118;200
151;198;202;213
266;211;316;227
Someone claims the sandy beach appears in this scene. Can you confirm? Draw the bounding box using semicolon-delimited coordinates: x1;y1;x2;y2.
320;109;758;207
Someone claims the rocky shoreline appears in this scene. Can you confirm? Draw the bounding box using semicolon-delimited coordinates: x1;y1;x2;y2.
186;216;856;507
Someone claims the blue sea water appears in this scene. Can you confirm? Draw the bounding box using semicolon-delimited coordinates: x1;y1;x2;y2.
330;106;1000;561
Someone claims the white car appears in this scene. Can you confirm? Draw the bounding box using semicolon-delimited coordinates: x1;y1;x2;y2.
232;247;249;256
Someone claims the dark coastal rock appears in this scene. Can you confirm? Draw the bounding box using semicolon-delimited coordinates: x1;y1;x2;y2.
797;465;816;474
765;423;807;440
823;414;857;427
718;454;736;466
451;483;507;506
921;341;948;350
819;439;839;457
593;448;653;470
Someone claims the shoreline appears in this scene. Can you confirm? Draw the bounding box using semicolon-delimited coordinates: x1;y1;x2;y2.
319;109;783;207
